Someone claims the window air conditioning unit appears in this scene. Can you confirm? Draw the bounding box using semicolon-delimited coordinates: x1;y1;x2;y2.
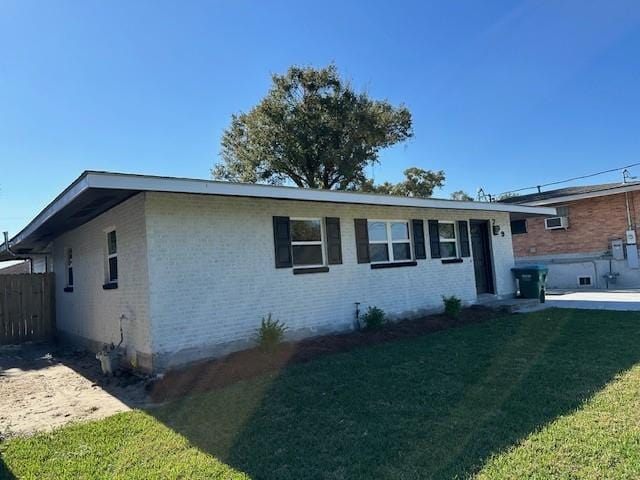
545;216;569;230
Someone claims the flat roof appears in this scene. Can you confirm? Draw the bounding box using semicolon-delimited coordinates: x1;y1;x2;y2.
0;170;556;260
500;182;640;206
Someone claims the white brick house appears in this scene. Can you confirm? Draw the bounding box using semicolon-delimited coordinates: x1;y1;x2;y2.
0;171;555;371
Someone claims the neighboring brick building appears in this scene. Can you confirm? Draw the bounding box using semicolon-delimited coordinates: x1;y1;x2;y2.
502;182;640;289
0;171;552;371
0;260;31;275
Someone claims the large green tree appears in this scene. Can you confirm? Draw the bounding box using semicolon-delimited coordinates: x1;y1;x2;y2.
358;168;445;197
214;65;442;195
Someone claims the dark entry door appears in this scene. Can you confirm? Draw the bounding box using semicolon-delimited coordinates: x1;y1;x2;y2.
470;221;494;294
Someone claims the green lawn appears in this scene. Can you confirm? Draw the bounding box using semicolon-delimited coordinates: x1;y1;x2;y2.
3;308;640;479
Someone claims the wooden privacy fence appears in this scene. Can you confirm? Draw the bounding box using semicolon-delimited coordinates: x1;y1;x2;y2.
0;273;55;345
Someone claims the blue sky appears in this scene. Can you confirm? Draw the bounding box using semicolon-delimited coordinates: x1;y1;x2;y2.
1;0;640;236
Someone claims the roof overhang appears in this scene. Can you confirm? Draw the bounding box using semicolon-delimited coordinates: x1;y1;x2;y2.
0;171;556;261
518;183;640;206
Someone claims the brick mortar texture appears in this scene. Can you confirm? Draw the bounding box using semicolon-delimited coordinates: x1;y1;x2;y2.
144;192;516;367
52;193;152;367
513;191;640;258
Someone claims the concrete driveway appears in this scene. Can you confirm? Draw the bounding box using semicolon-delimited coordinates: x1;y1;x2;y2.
546;289;640;311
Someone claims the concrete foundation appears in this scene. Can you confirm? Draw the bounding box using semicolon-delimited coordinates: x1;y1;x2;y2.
516;250;640;290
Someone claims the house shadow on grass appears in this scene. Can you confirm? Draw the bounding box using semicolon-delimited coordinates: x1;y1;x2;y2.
0;457;17;479
146;308;640;479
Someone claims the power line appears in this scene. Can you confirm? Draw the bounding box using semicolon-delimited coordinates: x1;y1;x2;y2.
497;161;640;197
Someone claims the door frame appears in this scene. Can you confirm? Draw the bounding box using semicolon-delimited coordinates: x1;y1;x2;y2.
469;219;495;295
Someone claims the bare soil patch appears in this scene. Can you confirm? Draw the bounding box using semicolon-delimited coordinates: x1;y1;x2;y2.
0;345;149;439
151;306;504;402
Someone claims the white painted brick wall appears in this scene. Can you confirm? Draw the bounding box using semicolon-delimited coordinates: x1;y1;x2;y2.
145;192;516;367
52;194;152;362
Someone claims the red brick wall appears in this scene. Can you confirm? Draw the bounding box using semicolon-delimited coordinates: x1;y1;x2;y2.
512;191;640;257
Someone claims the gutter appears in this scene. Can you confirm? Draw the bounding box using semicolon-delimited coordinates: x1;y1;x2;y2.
1;231;51;262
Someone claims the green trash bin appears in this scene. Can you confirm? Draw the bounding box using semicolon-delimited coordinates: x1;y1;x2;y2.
511;265;548;302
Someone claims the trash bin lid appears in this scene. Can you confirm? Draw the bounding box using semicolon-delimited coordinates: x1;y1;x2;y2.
511;265;548;273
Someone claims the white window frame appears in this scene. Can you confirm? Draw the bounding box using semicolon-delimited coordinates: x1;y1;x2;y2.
438;221;458;260
105;229;118;284
368;220;413;264
290;217;326;268
66;247;73;288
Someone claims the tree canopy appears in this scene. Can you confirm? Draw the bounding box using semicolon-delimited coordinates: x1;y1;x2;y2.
450;190;474;201
359;168;445;197
214;65;442;196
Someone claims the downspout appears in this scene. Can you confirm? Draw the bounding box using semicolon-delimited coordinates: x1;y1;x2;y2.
2;232;18;258
625;192;633;230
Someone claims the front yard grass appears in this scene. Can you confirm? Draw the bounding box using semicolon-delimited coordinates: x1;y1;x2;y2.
3;308;640;479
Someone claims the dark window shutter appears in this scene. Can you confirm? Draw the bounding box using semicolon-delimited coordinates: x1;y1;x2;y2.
273;216;292;268
354;218;370;264
458;220;471;257
428;220;441;259
412;219;426;260
325;217;342;265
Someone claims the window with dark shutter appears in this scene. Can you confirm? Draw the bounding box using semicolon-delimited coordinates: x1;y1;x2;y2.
458;220;471;257
325;217;342;265
412;220;426;260
354;218;370;263
273;216;292;268
428;220;441;259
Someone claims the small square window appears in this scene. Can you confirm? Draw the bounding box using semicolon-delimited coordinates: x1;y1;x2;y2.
578;276;592;286
511;220;527;235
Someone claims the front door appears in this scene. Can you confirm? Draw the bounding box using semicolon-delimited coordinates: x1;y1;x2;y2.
470;220;494;294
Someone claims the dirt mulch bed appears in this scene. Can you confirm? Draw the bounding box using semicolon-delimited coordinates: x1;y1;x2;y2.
150;306;507;402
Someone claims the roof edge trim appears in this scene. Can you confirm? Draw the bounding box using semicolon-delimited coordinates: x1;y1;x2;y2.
518;183;640;206
4;171;557;251
84;171;555;214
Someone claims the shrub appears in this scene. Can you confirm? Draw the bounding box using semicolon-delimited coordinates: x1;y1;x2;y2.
255;314;287;351
443;295;462;319
362;306;386;330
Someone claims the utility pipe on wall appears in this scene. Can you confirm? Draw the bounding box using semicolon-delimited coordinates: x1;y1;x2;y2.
625;192;633;229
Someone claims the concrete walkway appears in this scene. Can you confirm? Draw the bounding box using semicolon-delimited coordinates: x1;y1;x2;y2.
546;289;640;311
